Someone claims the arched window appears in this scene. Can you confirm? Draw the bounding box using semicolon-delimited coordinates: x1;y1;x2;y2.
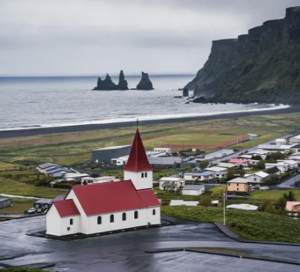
134;211;138;219
152;209;156;215
145;172;148;178
70;218;73;225
97;216;102;225
141;173;144;178
110;214;114;223
122;212;126;221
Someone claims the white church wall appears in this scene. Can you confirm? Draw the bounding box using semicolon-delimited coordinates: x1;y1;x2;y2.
66;190;89;233
86;206;160;235
124;170;153;190
46;205;61;236
60;215;81;236
147;207;161;225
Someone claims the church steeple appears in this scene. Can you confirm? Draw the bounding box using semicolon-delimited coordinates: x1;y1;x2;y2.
124;129;152;172
124;127;153;191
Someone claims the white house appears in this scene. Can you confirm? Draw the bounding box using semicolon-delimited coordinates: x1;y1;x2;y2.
278;160;299;169
182;185;205;196
205;167;227;178
159;177;185;191
265;162;289;173
245;171;269;184
46;129;161;237
289;135;300;144
217;163;236;169
184;171;215;181
275;138;287;145
80;176;117;185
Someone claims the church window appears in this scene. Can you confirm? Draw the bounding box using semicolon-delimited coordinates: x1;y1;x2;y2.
134;211;138;219
70;218;73;225
152;209;156;215
122;212;126;221
97;216;102;224
110;214;114;223
141;173;144;178
145;172;148;178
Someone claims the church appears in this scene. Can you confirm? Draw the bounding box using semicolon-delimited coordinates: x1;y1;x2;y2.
46;129;161;236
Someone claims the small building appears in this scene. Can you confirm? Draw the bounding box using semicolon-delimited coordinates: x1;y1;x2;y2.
226;204;258;211
92;145;132;164
37;163;60;173
159;177;185;191
81;176;117;185
184;171;215;181
205;166;227;173
278;160;298;169
53;195;66;201
266;166;281;175
227;178;249;193
217;163;236;169
0;198;11;209
286;201;300;213
244;171;269;184
169;200;198;206
248;134;258;141
34;198;53;210
276;138;287;145
229;159;246;166
153;148;171;154
182;185;205;196
257;144;296;153
289;135;300;144
265;162;289;173
148;156;184;168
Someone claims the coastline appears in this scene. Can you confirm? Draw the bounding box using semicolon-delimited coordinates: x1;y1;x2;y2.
0;106;299;139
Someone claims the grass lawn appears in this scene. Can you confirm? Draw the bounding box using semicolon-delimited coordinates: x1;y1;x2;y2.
161;206;300;243
0;170;34;176
0;162;18;170
0;178;68;198
250;189;300;201
153;187;199;201
1;198;36;214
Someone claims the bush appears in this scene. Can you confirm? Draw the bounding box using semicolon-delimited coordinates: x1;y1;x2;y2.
199;195;211;207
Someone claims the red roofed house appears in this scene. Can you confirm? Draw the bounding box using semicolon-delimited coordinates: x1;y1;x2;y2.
46;129;161;236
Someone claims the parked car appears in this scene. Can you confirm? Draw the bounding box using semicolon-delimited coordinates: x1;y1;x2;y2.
27;208;36;214
260;186;269;190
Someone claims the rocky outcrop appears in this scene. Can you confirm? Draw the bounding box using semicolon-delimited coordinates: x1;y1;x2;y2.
136;72;154;90
117;70;129;90
184;6;300;105
183;88;189;97
93;74;117;90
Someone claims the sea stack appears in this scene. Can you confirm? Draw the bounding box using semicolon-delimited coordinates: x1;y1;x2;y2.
93;74;117;90
117;70;129;90
183;88;189;97
136;72;154;90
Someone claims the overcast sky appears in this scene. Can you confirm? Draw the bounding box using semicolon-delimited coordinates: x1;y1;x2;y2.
0;0;299;76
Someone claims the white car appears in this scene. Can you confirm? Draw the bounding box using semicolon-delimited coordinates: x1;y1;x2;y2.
260;186;269;190
27;207;36;214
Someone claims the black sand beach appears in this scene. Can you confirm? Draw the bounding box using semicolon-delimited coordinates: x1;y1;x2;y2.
0;106;299;139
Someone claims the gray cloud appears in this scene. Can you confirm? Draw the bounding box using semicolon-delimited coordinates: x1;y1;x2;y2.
0;0;299;75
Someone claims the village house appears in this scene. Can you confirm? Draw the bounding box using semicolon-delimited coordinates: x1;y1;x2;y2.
182;185;205;196
183;171;215;181
205;167;227;179
80;176;118;185
158;177;185;191
37;163;60;173
285;201;300;218
46;129;161;237
244;171;269;185
265;162;289;173
229;159;247;167
227;178;249;193
278;160;298;169
289;135;300;144
217;163;236;169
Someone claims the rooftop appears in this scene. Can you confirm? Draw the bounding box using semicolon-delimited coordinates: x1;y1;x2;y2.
170;200;198;206
205;167;227;172
291;135;300;140
34;198;53;204
185;171;214;176
226;204;258;211
228;177;249;184
218;163;236;168
159;177;183;182
54;199;80;217
94;145;131;151
183;185;205;190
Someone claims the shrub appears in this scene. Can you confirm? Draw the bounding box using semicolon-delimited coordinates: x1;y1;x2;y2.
199;195;212;207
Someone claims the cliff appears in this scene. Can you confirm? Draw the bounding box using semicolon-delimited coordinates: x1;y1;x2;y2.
186;6;300;105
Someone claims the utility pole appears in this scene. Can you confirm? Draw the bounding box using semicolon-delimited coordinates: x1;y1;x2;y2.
223;189;226;226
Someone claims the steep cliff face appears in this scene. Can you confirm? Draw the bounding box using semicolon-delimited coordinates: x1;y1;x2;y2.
187;6;300;104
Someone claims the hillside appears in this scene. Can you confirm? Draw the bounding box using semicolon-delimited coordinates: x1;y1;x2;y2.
185;7;300;105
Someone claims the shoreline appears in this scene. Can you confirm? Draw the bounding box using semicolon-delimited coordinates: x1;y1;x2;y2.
0;106;299;139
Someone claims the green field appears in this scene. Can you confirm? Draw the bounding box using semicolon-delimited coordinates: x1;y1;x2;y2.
161;206;300;243
0;178;68;198
1;198;36;214
0;112;300;167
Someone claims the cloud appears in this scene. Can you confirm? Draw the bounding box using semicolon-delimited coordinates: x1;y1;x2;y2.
0;0;299;75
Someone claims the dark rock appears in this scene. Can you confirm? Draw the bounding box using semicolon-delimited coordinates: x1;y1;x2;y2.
183;88;189;97
117;70;129;90
184;6;300;105
136;72;154;90
192;97;208;103
93;74;117;90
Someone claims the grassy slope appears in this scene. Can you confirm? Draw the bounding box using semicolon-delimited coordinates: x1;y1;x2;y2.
161;206;300;243
0;178;68;198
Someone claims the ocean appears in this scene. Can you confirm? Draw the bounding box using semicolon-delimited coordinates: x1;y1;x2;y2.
0;75;289;131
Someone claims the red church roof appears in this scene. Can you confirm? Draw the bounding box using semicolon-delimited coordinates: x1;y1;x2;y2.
124;129;152;172
53;199;80;217
72;180;160;216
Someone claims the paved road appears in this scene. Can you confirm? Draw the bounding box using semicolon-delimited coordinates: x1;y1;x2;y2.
277;173;300;188
1;217;300;271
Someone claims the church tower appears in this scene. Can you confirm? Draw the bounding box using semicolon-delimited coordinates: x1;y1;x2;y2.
124;128;153;190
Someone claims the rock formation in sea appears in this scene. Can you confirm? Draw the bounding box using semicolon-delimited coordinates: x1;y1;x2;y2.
93;74;117;90
183;88;189;97
136;72;154;90
117;70;129;90
184;6;300;105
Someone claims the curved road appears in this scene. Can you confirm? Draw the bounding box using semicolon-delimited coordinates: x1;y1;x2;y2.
1;217;300;271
